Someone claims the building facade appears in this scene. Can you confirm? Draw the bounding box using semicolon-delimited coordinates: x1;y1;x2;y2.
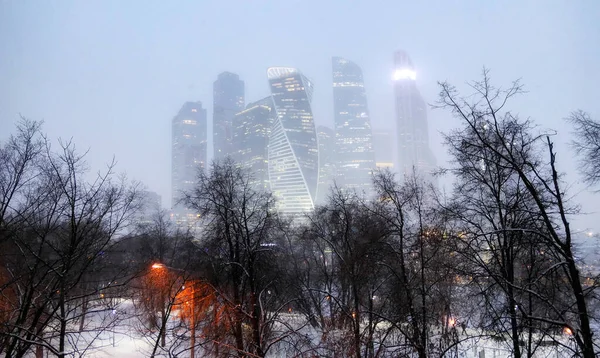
232;96;276;191
332;57;376;193
372;129;395;170
136;190;162;225
316;125;336;205
267;67;319;215
393;51;436;181
171;101;207;217
213;72;245;161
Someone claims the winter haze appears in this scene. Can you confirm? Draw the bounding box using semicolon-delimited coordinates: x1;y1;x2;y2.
1;0;599;227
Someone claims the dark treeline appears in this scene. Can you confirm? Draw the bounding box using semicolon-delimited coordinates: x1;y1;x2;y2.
1;73;599;357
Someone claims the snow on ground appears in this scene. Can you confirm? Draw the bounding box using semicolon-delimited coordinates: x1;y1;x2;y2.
26;302;589;357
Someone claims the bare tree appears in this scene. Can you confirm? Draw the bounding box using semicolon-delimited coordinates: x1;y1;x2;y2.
127;208;210;358
370;170;461;358
0;117;43;232
436;69;597;357
298;186;392;358
181;158;301;357
567;110;600;187
0;120;141;357
439;93;569;357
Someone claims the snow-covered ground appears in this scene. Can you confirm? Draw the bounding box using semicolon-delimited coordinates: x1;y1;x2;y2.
85;331;577;358
28;302;588;357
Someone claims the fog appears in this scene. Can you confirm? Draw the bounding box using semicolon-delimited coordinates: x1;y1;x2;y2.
1;0;599;228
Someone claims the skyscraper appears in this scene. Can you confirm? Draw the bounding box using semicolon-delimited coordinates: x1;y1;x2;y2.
213;72;245;161
136;190;162;225
171;101;207;215
316;125;335;205
232;96;276;191
267;67;319;215
372;129;395;170
332;57;376;193
393;51;436;180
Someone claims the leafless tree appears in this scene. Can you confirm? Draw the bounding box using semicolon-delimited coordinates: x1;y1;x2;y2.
0;119;141;357
438;91;569;357
127;208;209;358
567;110;600;188
436;69;598;357
0;117;44;233
370;170;462;358
181;158;303;357
298;186;393;358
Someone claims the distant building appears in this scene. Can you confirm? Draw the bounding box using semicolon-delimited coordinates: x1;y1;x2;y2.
213;72;245;161
267;67;319;215
136;190;162;225
232;96;276;191
332;57;376;194
393;51;436;181
573;230;600;275
316;125;336;205
372;129;395;170
171;101;207;224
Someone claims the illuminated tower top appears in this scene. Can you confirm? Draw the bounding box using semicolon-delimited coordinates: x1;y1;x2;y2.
392;50;436;182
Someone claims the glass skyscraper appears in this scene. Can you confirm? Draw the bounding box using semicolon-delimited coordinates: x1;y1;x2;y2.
267;67;319;215
393;51;436;180
332;57;376;193
316;125;335;205
213;72;244;161
232;96;276;191
171;101;207;215
372;129;395;170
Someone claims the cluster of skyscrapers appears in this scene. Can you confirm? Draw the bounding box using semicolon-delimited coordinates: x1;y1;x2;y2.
170;50;436;219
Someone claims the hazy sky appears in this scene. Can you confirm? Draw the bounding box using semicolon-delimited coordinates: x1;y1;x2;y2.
1;1;599;228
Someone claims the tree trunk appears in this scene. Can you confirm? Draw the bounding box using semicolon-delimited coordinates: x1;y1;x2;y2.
35;334;43;358
250;292;264;357
565;253;595;358
79;296;88;332
59;294;66;358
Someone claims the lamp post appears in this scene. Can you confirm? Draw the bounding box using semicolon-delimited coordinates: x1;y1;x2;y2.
190;284;195;358
151;263;196;358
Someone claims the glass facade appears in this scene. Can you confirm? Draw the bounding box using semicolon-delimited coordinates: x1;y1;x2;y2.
213;72;245;161
232;96;276;191
267;67;319;215
372;129;395;170
316;125;335;205
171;101;207;214
393;51;436;181
332;57;376;194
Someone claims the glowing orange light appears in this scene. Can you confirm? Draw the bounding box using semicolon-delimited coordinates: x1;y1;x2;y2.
448;317;456;327
151;263;165;270
564;327;573;335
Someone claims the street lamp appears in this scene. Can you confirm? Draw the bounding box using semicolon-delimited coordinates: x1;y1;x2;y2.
150;262;197;358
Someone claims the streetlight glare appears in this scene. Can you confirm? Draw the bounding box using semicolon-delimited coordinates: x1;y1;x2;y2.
151;263;165;269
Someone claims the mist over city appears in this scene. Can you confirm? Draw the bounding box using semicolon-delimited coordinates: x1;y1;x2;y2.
1;1;599;357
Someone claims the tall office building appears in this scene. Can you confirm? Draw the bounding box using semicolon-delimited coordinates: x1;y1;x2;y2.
171;101;208;216
316;125;336;205
393;51;436;180
372;129;395;170
136;190;162;225
232;97;276;191
267;67;319;215
332;57;376;193
213;72;245;161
